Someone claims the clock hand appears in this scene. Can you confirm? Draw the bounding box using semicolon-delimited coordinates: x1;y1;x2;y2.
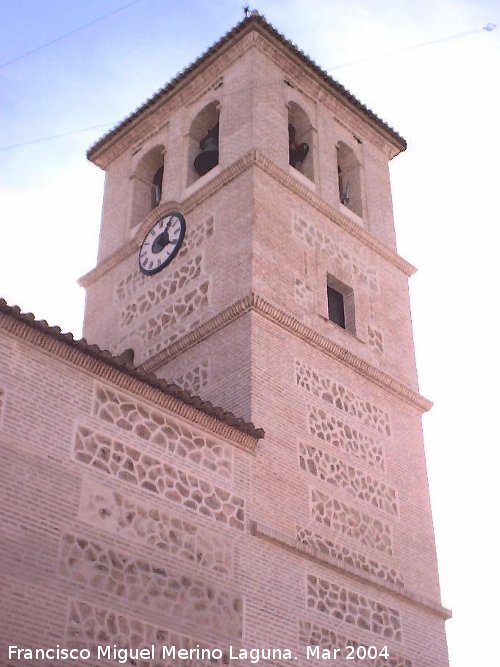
160;216;174;245
155;217;173;249
151;219;173;254
139;212;185;274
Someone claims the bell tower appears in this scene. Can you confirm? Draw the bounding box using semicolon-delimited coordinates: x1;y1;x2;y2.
80;13;450;665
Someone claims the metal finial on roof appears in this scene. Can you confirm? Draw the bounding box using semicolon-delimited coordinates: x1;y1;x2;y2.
243;5;250;17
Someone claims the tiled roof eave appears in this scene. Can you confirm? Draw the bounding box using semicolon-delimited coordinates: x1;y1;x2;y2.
0;298;264;441
87;13;405;165
249;18;406;151
87;16;255;165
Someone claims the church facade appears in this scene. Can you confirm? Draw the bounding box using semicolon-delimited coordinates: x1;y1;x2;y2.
0;13;450;667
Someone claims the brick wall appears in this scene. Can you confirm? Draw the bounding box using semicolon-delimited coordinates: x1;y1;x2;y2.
1;22;450;667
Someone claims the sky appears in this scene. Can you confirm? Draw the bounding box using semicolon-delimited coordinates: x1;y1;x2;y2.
1;1;500;665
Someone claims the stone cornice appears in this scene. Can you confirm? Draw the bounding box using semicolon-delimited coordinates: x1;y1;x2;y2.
0;309;260;453
251;521;452;620
142;292;432;414
252;150;416;276
80;150;414;289
141;293;255;372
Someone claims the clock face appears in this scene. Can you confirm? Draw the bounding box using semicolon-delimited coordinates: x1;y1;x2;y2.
138;212;186;275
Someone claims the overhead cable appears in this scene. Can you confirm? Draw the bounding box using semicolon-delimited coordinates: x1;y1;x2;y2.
0;0;147;68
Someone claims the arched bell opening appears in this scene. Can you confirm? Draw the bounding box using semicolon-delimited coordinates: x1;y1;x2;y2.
337;142;363;218
187;101;220;186
287;102;314;181
151;165;164;208
130;146;165;228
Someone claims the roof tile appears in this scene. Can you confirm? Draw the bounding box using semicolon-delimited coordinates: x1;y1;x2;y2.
87;13;405;161
0;298;264;440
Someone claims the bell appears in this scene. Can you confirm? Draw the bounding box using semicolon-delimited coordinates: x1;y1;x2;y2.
151;165;164;208
194;135;219;176
288;124;309;168
289;142;309;168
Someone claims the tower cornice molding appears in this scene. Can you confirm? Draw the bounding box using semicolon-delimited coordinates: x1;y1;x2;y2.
251;521;452;620
141;292;432;414
79;150;415;289
252;150;416;276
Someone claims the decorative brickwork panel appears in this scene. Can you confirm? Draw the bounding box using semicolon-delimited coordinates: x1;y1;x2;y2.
299;621;410;666
174;361;209;395
307;405;385;471
296;527;403;588
116;217;213;302
146;318;204;359
79;481;232;576
93;385;232;478
295;279;314;311
119;255;203;327
73;426;244;529
136;280;209;344
67;599;228;667
177;216;214;259
299;443;397;515
306;575;402;641
120;275;210;360
293;216;378;291
311;488;393;555
367;325;384;354
296;360;391;436
115;247;210;362
59;535;242;638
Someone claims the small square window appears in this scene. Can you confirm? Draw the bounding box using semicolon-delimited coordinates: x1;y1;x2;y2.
327;286;345;328
326;276;355;333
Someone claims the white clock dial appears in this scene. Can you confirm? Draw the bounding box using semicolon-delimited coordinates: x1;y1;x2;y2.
138;212;186;275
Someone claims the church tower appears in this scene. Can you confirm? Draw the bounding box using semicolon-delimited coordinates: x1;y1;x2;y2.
79;12;450;666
